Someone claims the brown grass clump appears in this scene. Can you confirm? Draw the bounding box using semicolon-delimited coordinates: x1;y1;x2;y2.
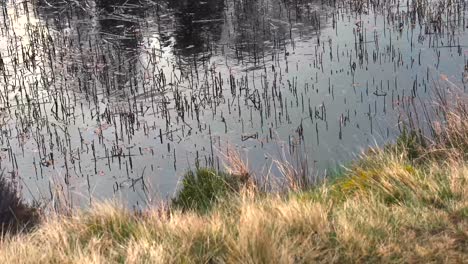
218;144;251;183
272;142;312;192
403;85;468;162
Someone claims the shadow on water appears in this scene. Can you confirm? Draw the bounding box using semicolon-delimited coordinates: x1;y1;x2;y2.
97;0;143;50
168;0;225;60
96;0;144;91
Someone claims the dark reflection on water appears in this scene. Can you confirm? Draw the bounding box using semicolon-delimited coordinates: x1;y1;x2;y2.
169;0;225;57
97;0;143;91
0;0;465;208
97;0;142;51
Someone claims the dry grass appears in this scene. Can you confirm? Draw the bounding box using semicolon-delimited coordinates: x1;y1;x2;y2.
272;140;312;192
218;144;251;182
0;148;466;263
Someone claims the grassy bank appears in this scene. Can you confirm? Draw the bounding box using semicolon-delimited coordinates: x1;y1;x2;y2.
0;92;467;263
1;149;466;263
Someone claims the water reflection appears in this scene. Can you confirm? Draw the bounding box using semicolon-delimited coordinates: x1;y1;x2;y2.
97;0;144;91
168;0;225;59
97;0;142;51
1;0;466;208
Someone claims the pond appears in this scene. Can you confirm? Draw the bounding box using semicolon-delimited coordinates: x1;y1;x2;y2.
0;0;466;208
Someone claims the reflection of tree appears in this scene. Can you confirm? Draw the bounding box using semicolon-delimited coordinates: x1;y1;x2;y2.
97;0;142;53
33;0;145;94
167;0;225;61
34;0;90;31
227;0;324;64
33;0;326;85
228;0;293;63
96;0;144;91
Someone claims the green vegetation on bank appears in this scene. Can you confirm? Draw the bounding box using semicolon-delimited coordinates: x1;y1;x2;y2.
0;92;466;263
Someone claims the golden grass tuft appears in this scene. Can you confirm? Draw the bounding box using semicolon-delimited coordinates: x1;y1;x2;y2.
218;144;251;182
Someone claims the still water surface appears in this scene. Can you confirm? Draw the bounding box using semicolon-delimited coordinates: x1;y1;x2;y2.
0;0;466;207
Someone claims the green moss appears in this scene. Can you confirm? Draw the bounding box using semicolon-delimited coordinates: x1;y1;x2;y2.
395;127;425;161
172;169;244;213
